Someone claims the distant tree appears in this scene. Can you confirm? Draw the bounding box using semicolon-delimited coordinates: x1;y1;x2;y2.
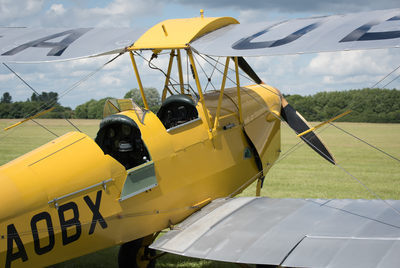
30;93;38;102
30;92;59;107
0;92;12;103
74;98;112;119
124;87;161;113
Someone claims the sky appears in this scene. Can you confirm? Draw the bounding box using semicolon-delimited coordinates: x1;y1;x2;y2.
0;0;400;108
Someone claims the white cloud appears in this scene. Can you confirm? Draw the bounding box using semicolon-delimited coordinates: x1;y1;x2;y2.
39;0;164;27
46;3;66;16
0;0;44;24
304;50;393;76
0;73;13;82
173;0;399;14
238;10;269;24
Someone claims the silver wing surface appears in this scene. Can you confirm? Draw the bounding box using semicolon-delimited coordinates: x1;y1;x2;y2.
151;197;400;267
0;28;143;63
191;8;400;57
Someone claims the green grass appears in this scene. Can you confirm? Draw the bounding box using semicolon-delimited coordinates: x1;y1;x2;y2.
0;119;100;165
1;119;399;267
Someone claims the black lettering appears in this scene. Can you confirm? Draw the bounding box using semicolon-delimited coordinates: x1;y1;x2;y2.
340;15;400;42
232;21;323;50
84;190;108;235
31;212;55;255
58;202;81;245
6;224;28;268
1;28;92;56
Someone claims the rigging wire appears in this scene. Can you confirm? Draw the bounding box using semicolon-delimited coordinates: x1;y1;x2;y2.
330;123;400;164
203;54;282;98
2;63;41;96
274;124;332;165
197;52;400;217
286;123;400;217
371;64;400;88
58;52;123;99
200;52;400;164
30;119;58;137
64;117;82;133
196;52;284;126
3;63;59;136
2;52;123;135
202;51;399;165
192;53;219;92
135;51;198;98
381;72;400;88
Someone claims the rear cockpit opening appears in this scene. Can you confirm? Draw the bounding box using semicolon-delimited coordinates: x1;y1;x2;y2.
157;94;198;129
95;114;150;170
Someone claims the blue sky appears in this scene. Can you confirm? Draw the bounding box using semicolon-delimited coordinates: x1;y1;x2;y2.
1;0;399;108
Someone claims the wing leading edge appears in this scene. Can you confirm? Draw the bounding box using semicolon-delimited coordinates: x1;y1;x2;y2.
191;8;400;56
151;197;400;267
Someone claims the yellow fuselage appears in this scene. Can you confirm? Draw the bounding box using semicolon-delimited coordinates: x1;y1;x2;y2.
0;85;281;267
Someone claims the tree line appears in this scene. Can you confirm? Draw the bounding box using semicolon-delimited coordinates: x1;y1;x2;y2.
0;92;71;119
1;88;399;123
0;88;161;119
285;88;400;123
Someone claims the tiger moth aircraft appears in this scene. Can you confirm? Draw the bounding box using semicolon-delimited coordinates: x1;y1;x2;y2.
0;7;400;268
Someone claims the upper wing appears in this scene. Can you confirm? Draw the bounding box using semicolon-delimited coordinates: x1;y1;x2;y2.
0;27;143;63
191;8;400;56
151;197;400;267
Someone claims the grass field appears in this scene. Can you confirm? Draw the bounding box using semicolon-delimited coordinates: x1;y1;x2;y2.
1;119;399;267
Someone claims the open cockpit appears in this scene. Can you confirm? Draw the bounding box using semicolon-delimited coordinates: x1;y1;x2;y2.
95;114;150;170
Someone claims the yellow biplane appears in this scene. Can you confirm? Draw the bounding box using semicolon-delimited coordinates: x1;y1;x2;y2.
0;8;400;268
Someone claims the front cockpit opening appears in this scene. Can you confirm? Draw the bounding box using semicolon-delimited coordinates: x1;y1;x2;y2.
95;114;150;170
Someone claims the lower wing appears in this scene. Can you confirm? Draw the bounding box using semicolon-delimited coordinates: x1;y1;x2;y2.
151;197;400;267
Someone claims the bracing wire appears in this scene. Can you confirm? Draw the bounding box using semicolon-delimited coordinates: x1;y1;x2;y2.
371;64;400;88
196;52;400;217
202;51;399;169
64;117;82;133
1;52;123;136
381;72;400;88
287;123;400;217
330;123;400;164
192;53;219;92
274;124;332;164
30;119;58;137
2;63;41;96
3;63;60;136
202;54;282;98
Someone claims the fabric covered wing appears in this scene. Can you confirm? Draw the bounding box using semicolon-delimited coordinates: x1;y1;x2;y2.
191;9;400;57
0;27;143;63
151;197;400;267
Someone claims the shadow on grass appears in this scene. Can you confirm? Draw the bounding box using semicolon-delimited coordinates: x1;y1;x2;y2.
48;246;237;268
